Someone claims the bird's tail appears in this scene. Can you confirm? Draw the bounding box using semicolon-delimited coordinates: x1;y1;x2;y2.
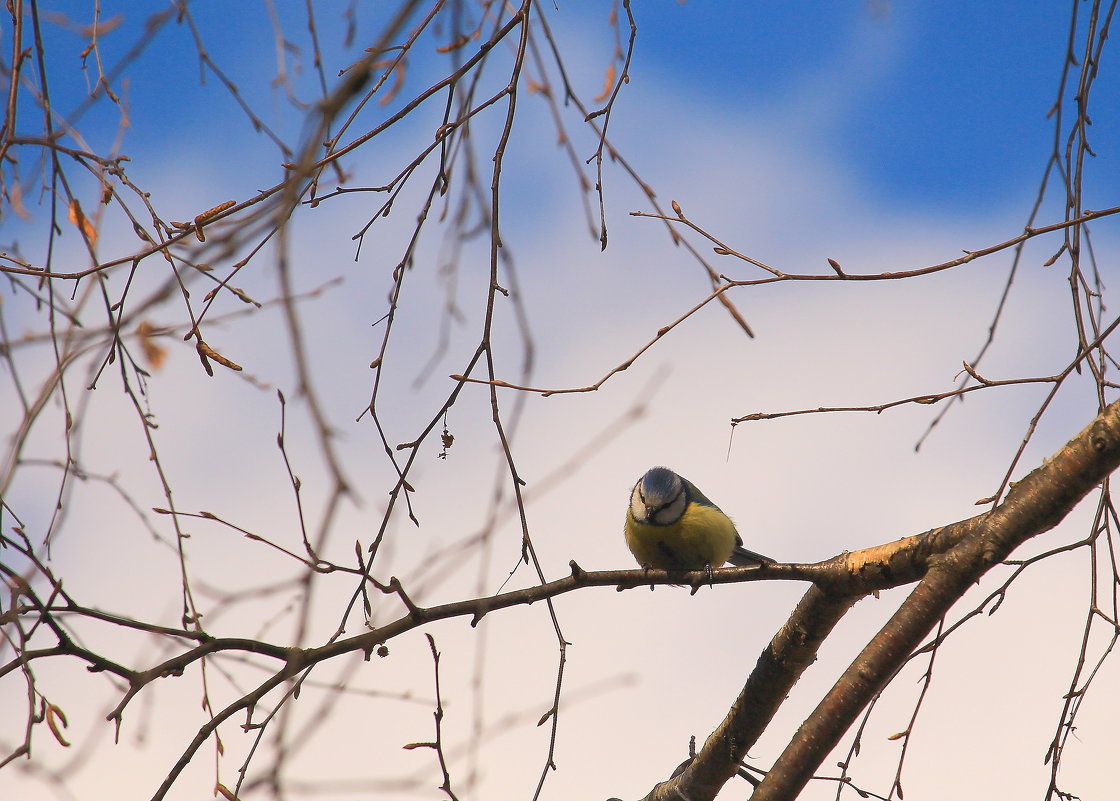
728;545;773;566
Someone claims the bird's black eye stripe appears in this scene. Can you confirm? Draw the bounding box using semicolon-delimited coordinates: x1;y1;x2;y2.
640;487;670;513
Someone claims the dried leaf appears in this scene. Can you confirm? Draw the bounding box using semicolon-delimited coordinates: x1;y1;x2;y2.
196;340;243;373
594;63;617;103
67;199;98;245
8;180;30;219
194;200;235;225
136;320;167;369
46;704;70;747
379;61;406;107
436;32;473;53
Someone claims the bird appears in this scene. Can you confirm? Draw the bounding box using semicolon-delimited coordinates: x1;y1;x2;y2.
624;466;771;571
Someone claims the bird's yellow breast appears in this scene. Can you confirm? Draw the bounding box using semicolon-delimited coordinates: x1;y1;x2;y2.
624;502;738;570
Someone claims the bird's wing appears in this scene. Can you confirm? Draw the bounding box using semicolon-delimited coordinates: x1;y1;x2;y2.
728;542;773;566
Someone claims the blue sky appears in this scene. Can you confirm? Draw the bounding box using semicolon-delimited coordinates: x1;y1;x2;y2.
26;2;1092;203
4;3;1119;801
633;1;1073;206
19;0;1108;243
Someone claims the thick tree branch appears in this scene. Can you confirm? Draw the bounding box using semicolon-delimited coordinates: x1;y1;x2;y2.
658;585;862;800
647;398;1120;801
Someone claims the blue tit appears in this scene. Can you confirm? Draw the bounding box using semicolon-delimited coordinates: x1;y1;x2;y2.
624;466;771;571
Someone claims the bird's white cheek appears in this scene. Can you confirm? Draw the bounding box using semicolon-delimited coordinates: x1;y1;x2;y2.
629;487;648;522
651;493;687;525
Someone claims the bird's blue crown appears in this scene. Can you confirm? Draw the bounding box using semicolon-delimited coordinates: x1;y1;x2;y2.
641;466;683;499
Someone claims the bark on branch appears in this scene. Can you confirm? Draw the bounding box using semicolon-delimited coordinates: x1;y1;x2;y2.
651;399;1120;801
